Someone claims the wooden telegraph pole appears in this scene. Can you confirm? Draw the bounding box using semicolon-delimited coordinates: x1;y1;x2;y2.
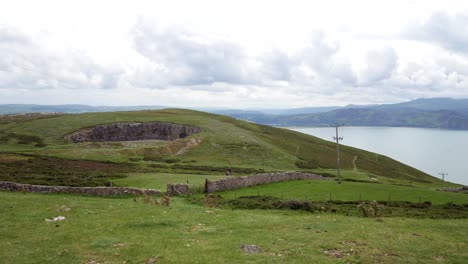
331;123;344;184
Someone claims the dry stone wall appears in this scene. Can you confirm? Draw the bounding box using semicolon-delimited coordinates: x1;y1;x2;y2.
166;184;190;196
205;172;326;193
65;122;202;142
0;181;161;196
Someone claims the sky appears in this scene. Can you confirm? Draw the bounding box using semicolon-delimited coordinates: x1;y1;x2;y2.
0;0;467;108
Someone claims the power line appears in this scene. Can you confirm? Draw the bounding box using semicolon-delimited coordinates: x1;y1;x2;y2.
331;123;344;184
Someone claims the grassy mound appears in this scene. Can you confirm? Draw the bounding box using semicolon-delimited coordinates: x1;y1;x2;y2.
0;109;440;184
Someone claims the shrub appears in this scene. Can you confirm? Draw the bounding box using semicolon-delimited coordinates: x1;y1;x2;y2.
141;194;171;207
358;201;384;217
204;194;223;208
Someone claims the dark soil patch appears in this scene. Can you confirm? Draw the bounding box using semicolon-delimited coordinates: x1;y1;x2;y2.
0;132;47;147
0;155;132;186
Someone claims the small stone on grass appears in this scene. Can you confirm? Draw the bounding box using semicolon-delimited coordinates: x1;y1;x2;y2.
241;244;262;254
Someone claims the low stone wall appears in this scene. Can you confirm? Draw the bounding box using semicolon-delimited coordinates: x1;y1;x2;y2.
0;181;161;196
166;184;190;196
440;186;468;193
205;172;326;193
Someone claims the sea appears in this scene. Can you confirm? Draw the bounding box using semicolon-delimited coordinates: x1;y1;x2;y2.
286;126;468;185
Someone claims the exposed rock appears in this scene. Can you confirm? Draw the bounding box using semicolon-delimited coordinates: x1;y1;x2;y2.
240;244;262;254
65;122;202;143
323;249;350;258
144;257;159;264
175;137;202;155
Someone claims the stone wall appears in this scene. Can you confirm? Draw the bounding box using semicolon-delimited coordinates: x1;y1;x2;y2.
166;184;190;196
0;181;161;196
205;172;326;193
65;122;202;143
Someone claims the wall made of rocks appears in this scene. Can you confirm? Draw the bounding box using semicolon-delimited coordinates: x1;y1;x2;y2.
205;172;326;193
166;184;190;196
0;181;161;196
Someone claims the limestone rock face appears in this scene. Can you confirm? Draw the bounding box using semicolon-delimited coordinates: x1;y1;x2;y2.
65;122;202;142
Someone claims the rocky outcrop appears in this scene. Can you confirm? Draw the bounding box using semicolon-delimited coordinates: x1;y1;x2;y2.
0;181;161;196
65;122;202;142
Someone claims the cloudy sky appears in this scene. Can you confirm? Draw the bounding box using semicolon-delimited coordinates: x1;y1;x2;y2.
0;0;467;108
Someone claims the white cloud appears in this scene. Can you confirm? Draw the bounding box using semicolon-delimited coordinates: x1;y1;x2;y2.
0;27;123;90
296;33;357;87
0;1;468;107
406;12;468;55
131;20;253;87
129;21;359;91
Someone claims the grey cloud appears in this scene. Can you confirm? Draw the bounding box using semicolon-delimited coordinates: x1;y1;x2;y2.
360;47;398;85
258;49;292;81
406;12;468;55
0;27;123;90
132;20;251;87
0;27;31;45
298;33;357;86
131;23;358;89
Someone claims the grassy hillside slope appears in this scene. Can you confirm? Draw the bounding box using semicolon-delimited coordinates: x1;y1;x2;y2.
0;109;440;184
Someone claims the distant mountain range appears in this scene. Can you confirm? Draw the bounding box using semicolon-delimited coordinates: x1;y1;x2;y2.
212;98;468;130
1;98;468;130
0;104;168;114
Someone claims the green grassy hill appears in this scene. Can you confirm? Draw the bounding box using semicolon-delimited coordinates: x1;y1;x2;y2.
0;108;441;185
1;109;467;264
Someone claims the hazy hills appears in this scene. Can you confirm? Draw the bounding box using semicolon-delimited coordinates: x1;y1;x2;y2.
214;98;468;130
1;98;468;129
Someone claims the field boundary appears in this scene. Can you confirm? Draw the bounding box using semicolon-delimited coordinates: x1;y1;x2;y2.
0;181;161;196
205;172;327;193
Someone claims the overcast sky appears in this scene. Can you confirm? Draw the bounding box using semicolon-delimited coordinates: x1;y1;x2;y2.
0;0;467;108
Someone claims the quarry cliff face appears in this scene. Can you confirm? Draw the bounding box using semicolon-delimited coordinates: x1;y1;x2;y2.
64;122;202;142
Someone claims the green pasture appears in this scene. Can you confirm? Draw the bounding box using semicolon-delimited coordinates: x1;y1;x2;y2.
1;191;467;264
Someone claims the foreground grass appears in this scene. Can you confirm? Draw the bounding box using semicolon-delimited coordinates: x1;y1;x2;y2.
1;191;467;263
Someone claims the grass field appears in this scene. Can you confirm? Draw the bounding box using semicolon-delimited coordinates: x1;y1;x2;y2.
217;180;468;204
1;191;467;264
1;109;467;263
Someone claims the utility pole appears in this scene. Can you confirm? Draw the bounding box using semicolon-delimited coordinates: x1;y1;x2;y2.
439;172;448;188
331;123;344;184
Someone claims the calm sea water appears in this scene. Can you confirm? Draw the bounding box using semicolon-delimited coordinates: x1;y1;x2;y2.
286;126;468;185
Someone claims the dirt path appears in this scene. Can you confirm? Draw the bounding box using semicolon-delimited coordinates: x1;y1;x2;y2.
352;156;358;171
